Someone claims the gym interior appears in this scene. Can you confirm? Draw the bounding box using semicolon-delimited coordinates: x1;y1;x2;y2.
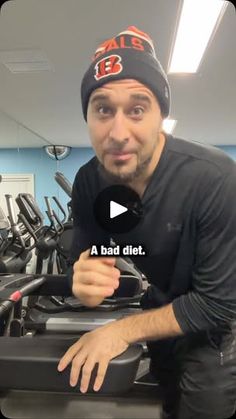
0;1;236;418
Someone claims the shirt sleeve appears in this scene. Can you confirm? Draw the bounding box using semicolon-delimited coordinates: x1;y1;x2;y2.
172;167;236;333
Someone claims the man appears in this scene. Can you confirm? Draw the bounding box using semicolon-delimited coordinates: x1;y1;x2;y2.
57;27;236;419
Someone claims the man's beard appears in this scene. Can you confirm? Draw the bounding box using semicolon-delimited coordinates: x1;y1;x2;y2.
97;153;153;185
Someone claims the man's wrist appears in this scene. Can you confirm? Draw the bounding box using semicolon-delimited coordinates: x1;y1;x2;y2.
115;303;184;345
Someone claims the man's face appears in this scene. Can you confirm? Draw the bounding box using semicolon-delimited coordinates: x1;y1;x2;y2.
87;79;163;184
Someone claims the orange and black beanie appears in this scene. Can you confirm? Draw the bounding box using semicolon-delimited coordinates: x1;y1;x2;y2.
81;26;170;120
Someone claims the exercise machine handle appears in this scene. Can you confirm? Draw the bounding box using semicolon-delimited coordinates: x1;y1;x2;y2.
52;196;66;223
5;194;17;226
0;276;46;318
54;172;72;198
44;196;64;234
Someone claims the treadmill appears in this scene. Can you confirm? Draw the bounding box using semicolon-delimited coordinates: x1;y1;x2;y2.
0;272;163;419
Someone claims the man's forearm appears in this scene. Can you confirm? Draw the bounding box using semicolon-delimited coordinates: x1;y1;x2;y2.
117;303;184;344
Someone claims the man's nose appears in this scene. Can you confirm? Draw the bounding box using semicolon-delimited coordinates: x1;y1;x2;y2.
109;111;129;143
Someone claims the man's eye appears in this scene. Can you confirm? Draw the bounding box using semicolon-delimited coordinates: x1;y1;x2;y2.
97;105;111;115
130;106;145;116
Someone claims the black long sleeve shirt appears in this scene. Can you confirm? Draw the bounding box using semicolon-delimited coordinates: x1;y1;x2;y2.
69;134;236;334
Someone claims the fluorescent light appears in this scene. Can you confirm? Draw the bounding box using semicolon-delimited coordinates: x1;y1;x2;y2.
162;119;177;134
0;49;53;73
3;62;53;73
168;0;227;73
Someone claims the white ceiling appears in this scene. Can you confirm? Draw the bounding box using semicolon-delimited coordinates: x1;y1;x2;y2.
0;0;235;148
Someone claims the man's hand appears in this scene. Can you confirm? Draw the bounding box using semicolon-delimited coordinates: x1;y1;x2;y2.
57;304;183;393
72;248;121;307
57;322;129;393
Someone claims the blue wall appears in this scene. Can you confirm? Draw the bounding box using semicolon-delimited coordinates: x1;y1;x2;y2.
0;144;235;217
218;146;236;161
0;147;95;216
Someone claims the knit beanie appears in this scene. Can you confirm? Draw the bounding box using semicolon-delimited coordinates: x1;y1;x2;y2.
81;26;170;120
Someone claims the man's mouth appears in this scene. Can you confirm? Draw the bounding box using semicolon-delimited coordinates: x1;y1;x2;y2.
106;150;135;161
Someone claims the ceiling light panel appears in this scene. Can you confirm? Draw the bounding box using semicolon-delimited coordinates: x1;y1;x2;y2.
0;48;53;73
168;0;227;73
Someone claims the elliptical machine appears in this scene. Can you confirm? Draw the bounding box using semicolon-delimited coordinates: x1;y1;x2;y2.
0;206;10;256
0;194;32;274
15;192;63;275
52;171;73;273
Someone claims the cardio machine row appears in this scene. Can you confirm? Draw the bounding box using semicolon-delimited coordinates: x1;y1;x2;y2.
0;172;73;276
0;173;162;419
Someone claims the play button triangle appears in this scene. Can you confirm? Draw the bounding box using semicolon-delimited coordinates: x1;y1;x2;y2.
110;200;128;219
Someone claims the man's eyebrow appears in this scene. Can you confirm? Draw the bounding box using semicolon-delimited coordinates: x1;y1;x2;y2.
90;94;109;105
90;93;152;105
129;94;152;104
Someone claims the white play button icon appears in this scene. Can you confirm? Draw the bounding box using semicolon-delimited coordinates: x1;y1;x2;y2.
110;200;128;219
94;185;143;234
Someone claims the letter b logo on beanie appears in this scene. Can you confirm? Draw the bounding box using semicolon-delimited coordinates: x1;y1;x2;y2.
94;54;123;81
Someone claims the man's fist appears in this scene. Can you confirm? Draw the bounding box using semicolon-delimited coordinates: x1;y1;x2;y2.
72;248;120;307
